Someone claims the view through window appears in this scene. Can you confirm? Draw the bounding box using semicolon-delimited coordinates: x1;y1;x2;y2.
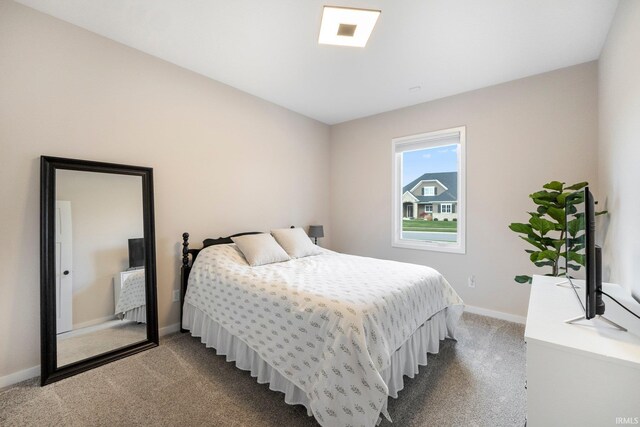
392;127;465;253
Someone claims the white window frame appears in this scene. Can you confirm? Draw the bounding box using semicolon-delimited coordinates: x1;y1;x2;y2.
422;186;435;196
391;126;466;254
441;203;452;214
424;204;433;213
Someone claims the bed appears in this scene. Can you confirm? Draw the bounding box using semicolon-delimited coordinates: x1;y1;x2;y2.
180;231;463;427
115;269;147;323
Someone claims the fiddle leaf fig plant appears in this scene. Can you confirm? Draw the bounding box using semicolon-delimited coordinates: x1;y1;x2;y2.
508;181;607;284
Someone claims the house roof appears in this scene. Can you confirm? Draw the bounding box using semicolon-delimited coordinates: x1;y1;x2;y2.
403;172;457;203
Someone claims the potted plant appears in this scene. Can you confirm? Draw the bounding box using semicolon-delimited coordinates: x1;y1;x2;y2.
508;180;606;284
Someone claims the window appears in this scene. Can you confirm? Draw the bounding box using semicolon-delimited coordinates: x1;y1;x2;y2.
392;127;465;253
422;186;435;196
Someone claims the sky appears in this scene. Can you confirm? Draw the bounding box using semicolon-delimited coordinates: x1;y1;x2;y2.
402;144;458;186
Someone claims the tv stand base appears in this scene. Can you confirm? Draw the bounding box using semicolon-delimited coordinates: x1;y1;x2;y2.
565;314;627;331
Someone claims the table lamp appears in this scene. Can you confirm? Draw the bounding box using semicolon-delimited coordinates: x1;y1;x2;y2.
308;225;324;245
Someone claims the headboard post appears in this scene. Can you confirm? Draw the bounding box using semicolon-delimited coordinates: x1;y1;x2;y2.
182;232;190;268
180;232;190;333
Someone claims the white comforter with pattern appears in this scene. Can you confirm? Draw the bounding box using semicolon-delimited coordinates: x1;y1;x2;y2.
184;244;463;427
115;270;146;315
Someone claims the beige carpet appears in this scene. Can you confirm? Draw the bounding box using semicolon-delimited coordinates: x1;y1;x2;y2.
0;313;526;426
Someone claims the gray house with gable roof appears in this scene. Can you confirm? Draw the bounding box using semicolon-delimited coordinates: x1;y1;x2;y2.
402;172;458;221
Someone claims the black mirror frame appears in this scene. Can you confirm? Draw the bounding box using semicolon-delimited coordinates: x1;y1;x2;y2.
40;156;159;386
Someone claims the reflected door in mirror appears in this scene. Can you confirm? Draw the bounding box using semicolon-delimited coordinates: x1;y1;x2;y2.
55;201;73;334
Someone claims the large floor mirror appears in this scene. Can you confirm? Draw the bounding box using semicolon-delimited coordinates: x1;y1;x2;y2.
40;156;158;385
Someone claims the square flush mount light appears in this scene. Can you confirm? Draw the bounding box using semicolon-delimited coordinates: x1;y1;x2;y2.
318;6;381;47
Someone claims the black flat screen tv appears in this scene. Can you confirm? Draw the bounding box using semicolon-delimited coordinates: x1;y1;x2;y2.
128;238;145;269
565;187;604;319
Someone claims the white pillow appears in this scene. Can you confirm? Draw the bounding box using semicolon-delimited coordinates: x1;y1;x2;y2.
231;234;290;266
271;228;322;259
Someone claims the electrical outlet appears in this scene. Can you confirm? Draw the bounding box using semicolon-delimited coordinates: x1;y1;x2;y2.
172;290;180;302
468;275;476;288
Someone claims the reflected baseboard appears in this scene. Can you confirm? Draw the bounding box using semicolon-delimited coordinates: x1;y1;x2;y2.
70;314;118;333
70;315;119;332
58;318;132;341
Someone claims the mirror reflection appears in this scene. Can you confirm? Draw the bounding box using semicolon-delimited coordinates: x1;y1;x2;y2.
55;169;147;367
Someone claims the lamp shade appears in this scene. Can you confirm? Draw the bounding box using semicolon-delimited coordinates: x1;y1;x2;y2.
308;225;324;238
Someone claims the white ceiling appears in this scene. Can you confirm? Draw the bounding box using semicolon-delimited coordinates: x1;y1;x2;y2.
15;0;619;124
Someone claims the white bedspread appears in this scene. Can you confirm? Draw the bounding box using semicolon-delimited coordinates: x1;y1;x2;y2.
184;245;463;427
115;270;146;315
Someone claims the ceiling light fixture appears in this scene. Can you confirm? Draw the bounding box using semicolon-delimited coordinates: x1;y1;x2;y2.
318;6;381;48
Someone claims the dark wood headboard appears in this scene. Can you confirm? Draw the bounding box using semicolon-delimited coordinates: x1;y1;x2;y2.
179;231;262;332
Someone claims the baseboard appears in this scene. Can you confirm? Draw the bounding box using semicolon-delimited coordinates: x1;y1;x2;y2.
0;308;525;390
159;322;180;336
464;305;527;324
0;365;40;390
1;322;182;390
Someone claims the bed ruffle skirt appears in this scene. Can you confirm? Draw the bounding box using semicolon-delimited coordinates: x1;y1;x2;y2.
182;304;464;423
183;302;463;423
122;306;146;323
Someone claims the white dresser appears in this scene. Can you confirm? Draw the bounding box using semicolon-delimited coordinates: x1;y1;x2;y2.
525;275;640;426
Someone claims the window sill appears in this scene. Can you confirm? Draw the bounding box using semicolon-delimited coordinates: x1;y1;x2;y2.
391;239;466;254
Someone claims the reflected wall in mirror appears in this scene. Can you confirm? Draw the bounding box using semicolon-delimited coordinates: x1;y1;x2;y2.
55;170;147;367
41;157;158;385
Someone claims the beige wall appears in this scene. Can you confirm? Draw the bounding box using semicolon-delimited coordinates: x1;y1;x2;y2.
0;0;609;383
0;1;330;379
57;170;144;327
330;62;599;318
598;0;640;300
